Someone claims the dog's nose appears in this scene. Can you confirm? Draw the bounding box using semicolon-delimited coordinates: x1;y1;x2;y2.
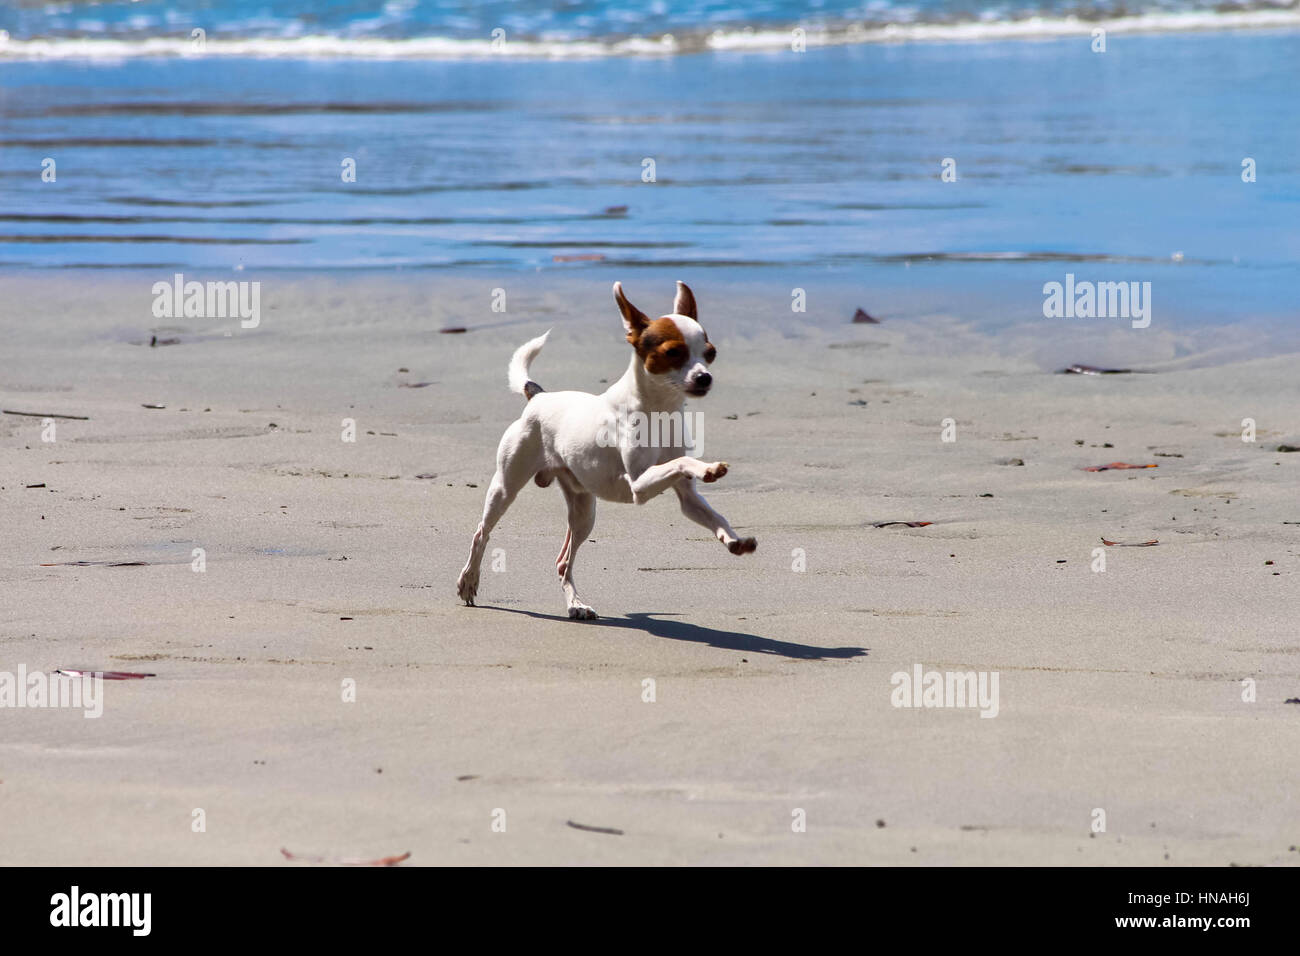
693;372;712;390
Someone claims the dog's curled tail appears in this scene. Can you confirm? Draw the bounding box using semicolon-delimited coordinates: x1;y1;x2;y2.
507;329;550;401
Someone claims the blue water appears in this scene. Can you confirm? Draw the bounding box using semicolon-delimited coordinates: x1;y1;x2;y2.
0;3;1298;331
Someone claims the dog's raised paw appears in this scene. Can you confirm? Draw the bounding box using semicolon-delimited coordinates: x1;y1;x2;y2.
703;461;729;483
456;573;478;606
568;604;598;620
728;536;757;555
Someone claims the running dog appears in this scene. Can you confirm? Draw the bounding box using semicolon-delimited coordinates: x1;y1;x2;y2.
456;281;756;618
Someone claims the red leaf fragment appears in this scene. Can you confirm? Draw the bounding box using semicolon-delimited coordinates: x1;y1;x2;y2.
1082;462;1157;472
280;847;411;866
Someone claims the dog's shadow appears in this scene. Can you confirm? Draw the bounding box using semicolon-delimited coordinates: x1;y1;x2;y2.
485;607;867;661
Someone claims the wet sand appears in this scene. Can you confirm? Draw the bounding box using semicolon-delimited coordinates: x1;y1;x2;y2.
2;272;1297;865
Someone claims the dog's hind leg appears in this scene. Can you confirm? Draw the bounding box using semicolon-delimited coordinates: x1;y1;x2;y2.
555;529;571;573
557;486;597;619
673;479;756;554
457;419;538;606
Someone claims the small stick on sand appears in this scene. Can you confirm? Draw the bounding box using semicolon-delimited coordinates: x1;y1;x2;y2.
566;820;624;836
55;670;155;680
3;409;90;420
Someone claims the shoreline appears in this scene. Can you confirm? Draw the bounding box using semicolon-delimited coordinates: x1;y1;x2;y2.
3;12;1300;59
3;269;1298;372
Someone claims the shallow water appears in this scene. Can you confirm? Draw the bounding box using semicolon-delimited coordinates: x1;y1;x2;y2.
1;24;1297;337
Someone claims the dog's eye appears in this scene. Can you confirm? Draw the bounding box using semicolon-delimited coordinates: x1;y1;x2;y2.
665;345;687;360
703;344;716;363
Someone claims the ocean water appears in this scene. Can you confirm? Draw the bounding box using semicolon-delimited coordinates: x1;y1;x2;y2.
1;2;1298;337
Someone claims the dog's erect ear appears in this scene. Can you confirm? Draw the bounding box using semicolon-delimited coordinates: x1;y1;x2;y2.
614;281;650;342
673;281;697;320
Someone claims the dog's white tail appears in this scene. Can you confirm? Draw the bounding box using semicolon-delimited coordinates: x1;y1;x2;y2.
507;329;550;400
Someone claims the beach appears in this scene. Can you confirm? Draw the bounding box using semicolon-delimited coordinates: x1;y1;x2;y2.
2;271;1297;865
2;0;1299;868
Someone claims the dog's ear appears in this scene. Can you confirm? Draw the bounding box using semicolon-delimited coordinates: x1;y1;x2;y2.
614;281;650;343
673;281;697;320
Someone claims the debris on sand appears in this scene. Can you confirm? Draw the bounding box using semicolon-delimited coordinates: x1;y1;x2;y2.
566;820;624;836
439;327;468;334
55;670;155;680
873;521;933;528
3;409;89;421
1101;538;1159;547
1060;364;1135;375
852;308;880;324
1082;462;1157;472
280;848;411;866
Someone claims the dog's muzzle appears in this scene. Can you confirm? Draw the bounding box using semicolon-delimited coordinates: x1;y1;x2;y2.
686;372;712;396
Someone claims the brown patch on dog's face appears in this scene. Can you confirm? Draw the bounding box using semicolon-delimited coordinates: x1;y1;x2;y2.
615;281;717;393
637;316;690;374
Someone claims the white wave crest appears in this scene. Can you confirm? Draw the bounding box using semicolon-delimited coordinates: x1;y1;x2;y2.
0;10;1297;60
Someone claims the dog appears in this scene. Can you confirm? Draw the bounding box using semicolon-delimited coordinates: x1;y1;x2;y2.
456;280;756;619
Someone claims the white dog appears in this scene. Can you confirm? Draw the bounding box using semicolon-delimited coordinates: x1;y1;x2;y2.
456;281;756;619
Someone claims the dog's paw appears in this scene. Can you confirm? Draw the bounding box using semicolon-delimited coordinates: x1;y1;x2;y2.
567;603;598;620
456;572;478;606
702;461;729;483
728;536;757;555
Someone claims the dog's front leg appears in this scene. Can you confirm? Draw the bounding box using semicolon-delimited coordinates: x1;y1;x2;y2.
674;479;756;554
625;456;729;504
557;486;598;619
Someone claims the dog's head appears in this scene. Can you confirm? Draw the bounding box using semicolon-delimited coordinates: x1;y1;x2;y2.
614;281;716;397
